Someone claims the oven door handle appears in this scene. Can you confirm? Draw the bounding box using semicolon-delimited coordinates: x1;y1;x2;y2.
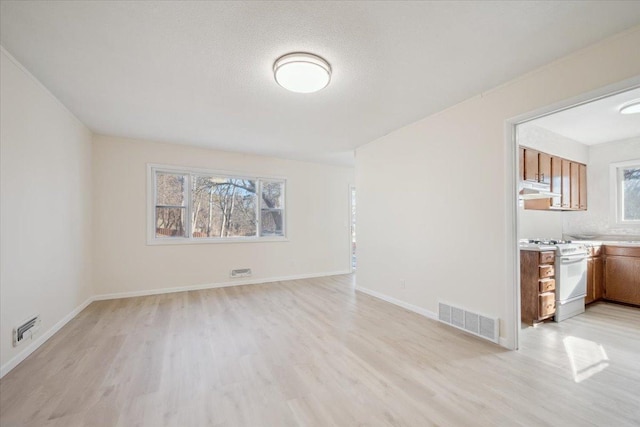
559;255;587;263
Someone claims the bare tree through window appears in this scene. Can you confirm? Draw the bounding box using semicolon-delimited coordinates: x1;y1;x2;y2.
153;168;285;240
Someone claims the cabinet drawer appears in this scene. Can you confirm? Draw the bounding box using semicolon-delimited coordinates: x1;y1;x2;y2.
539;279;555;293
539;265;555;279
539;251;555;264
539;293;556;317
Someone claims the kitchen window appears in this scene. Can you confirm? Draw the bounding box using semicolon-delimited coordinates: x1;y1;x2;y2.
148;165;286;244
611;159;640;226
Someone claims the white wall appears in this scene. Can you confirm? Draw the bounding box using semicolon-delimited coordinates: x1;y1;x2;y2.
92;135;354;296
0;49;93;372
517;124;589;239
564;137;640;238
517;123;589;163
355;27;640;347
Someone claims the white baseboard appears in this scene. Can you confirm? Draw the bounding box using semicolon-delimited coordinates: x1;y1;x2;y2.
0;297;94;379
93;270;351;301
357;286;510;349
355;286;438;320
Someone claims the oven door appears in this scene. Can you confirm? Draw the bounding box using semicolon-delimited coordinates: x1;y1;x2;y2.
556;254;587;302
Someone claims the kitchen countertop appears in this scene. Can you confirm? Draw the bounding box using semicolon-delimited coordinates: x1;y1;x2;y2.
519;240;640;251
572;240;640;248
519;244;556;251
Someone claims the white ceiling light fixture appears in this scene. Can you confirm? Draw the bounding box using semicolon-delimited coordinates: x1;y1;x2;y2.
619;99;640;115
273;52;331;94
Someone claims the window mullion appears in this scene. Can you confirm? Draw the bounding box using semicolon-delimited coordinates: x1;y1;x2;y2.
186;174;192;239
256;179;262;237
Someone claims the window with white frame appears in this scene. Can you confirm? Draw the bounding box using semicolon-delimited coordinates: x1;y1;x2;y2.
611;159;640;225
149;165;286;243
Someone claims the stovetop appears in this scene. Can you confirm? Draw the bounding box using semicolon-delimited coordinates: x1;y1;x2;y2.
519;239;587;255
527;239;572;245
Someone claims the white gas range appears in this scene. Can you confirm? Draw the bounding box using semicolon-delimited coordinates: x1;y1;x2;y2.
520;239;589;322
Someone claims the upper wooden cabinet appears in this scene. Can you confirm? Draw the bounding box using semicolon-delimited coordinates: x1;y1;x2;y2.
521;146;587;211
523;148;539;182
522;148;552;185
579;164;587;210
570;162;580;210
561;159;571;209
550;156;562;208
538;152;551;185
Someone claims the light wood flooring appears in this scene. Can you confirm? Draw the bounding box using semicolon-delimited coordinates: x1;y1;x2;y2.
1;274;639;426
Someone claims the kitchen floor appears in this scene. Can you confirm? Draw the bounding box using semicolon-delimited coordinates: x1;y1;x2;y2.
519;301;640;398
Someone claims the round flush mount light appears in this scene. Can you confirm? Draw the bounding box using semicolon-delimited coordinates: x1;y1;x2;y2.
273;52;331;93
619;99;640;115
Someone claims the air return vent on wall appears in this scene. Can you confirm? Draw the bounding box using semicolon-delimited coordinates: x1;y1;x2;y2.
438;302;499;344
230;268;252;278
13;315;41;347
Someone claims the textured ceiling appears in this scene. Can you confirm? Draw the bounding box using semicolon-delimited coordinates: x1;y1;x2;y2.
2;1;640;166
530;87;640;145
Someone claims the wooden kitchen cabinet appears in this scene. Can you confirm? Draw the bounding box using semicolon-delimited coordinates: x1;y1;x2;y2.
521;146;587;211
522;148;551;185
604;246;640;306
570;162;580;210
550;156;562;208
579;164;587;210
524;148;539;182
561;159;571;209
586;256;604;304
521;250;556;325
538;152;551;185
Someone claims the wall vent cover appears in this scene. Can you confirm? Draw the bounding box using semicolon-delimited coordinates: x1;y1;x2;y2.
437;302;499;344
13;315;41;347
230;268;252;278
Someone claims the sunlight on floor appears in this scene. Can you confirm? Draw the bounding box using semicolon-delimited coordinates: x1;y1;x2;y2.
563;336;609;383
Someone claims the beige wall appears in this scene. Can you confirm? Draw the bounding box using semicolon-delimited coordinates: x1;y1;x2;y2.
0;49;93;372
92;135;354;296
355;27;640;348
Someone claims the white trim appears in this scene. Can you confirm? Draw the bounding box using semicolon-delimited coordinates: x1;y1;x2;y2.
93;271;351;301
0;297;94;379
504;121;520;351
610;159;640;227
349;184;356;273
355;286;437;320
357;286;511;348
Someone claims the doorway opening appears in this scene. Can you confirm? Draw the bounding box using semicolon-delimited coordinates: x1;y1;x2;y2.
510;82;640;355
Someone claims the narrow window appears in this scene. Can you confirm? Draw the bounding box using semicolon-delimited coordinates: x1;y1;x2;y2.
610;160;640;226
155;172;188;238
619;165;640;222
260;180;285;237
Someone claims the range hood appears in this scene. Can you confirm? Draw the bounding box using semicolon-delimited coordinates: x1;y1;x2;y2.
519;181;561;200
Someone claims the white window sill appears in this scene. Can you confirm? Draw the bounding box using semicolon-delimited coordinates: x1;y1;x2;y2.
147;236;289;246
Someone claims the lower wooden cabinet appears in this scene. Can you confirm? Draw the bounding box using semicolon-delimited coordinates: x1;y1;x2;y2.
521;250;556;325
585;256;603;304
604;253;640;306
